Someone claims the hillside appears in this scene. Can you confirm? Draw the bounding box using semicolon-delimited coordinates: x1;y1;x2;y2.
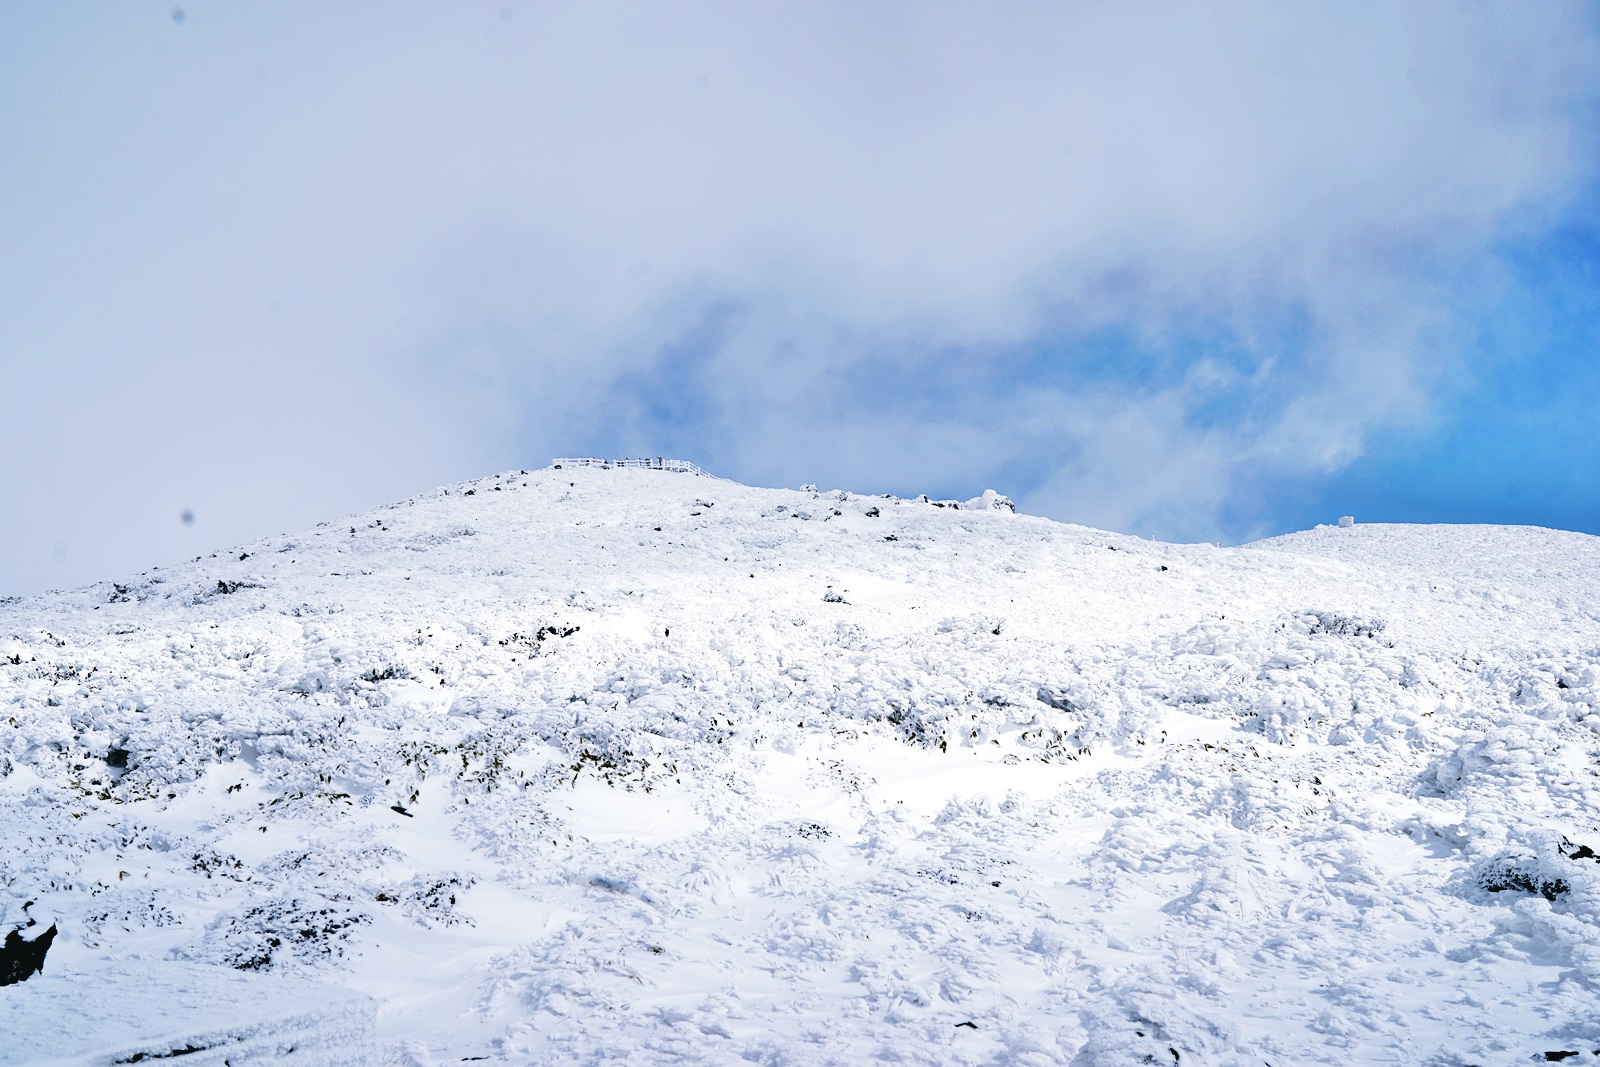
3;467;1600;1065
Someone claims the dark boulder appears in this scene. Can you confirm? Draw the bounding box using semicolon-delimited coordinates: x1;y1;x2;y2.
1;923;57;986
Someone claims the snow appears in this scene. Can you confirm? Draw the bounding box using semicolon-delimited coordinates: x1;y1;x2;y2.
2;468;1600;1064
0;961;375;1066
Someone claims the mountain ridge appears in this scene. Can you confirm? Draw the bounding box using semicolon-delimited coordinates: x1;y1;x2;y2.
3;466;1599;1064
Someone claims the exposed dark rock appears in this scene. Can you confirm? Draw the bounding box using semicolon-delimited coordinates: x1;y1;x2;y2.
1;923;57;986
1036;686;1080;714
116;1044;209;1062
1559;838;1597;862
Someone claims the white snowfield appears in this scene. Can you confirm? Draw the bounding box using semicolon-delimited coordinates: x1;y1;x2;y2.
0;962;375;1066
2;466;1599;1066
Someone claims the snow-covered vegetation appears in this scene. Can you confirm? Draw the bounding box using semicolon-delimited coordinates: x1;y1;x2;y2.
3;466;1599;1065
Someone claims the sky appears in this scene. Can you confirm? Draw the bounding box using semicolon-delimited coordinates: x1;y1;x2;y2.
3;2;1600;596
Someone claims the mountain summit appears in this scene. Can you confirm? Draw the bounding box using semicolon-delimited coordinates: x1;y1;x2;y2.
3;466;1599;1064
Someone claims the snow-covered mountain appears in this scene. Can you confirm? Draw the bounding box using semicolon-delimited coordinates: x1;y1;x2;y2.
3;466;1599;1065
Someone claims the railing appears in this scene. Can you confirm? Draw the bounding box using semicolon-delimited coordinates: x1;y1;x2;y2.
550;457;707;476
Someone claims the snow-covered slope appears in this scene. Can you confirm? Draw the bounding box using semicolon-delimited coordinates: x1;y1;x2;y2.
3;468;1599;1065
0;961;376;1066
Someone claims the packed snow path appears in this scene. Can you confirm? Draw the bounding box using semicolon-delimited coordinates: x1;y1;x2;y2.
3;467;1600;1065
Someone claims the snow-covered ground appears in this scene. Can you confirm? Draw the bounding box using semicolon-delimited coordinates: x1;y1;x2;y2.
3;466;1599;1065
0;961;375;1066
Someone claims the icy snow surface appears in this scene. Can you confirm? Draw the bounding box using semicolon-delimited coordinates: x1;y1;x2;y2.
3;468;1600;1065
0;961;375;1066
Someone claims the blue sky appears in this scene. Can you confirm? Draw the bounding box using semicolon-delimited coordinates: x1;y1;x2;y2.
1278;217;1600;538
3;2;1599;594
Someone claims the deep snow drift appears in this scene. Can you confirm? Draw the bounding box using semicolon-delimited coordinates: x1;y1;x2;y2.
3;466;1599;1065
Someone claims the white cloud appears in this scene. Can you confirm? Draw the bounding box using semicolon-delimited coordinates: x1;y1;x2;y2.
1;1;1595;591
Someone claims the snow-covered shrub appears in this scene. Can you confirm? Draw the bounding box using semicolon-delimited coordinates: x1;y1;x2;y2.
1475;849;1572;901
1430;725;1562;793
1301;610;1385;640
374;873;476;927
83;889;181;936
182;898;372;972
